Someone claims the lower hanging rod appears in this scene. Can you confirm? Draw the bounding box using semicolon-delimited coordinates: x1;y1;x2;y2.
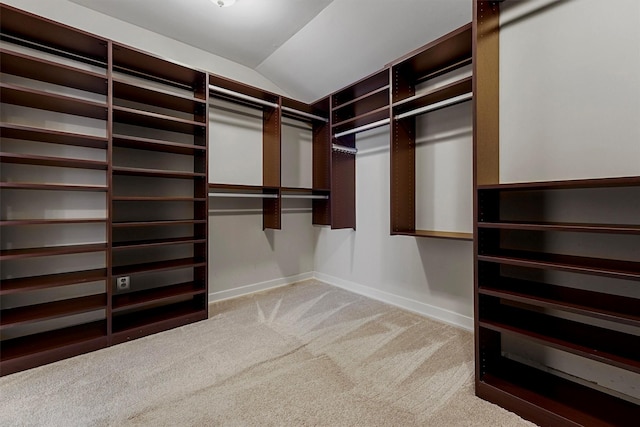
208;192;278;199
334;118;390;138
282;194;329;200
209;85;279;109
394;92;472;120
332;144;358;155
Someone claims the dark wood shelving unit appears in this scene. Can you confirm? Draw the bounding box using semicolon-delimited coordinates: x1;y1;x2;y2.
390;23;472;240
473;2;639;423
328;69;391;229
0;4;110;376
112;282;205;312
111;42;208;343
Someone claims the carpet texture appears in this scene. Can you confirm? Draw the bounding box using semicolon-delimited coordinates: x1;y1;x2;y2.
1;280;535;426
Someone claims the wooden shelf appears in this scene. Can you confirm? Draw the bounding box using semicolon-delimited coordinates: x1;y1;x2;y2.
112;166;205;179
478;250;640;281
112;257;206;276
480;304;640;373
0;48;107;94
112;196;206;202
478;221;640;234
479;277;640;327
112;134;205;155
333;85;389;112
333;88;389;124
0;294;106;329
332;106;389;131
112;219;206;228
392;76;472;115
113;106;205;135
0;269;107;295
1;82;108;120
208;183;266;192
478;357;638;427
111;302;207;344
0;243;106;260
0;218;106;226
393;229;473;241
0;182;107;192
0;4;108;64
0;321;107;369
477;176;640;191
332;69;389;108
0;123;108;149
0;152;107;170
113;78;205;114
112;282;205;312
112;236;205;250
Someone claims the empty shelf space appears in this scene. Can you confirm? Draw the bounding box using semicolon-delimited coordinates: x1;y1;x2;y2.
478;357;638;427
112;236;206;250
0;218;105;226
112;166;205;179
112;282;205;312
333;85;390;112
0;268;107;295
392;76;472;116
478;221;640;234
112;219;206;228
0;152;107;170
112;257;206;276
0;182;108;192
478;250;640;281
393;230;473;240
332;106;389;130
0;48;108;94
0;294;106;330
479;278;640;327
477;176;640;191
113;106;206;134
0;243;106;260
0;123;108;149
111;300;206;336
0;320;107;364
0;83;108;120
112;134;205;154
332;69;389;107
479;306;640;373
113;79;205;114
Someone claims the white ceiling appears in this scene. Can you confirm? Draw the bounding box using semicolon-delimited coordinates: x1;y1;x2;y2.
69;0;472;102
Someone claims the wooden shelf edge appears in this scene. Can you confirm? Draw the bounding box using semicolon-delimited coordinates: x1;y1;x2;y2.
478;221;640;234
392;229;474;241
0;294;106;329
332;85;390;112
0;123;108;148
112;282;206;312
477;176;640;191
0;269;107;295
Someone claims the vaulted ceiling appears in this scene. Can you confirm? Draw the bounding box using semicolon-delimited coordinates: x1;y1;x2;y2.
69;0;471;102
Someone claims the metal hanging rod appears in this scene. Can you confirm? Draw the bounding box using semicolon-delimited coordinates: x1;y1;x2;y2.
209;85;279;109
394;92;472;120
208;192;278;199
334;118;390;138
281;194;329;200
281;106;328;123
332;144;358;155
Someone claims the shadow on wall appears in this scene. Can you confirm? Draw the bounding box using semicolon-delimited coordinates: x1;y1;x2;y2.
415;237;473;303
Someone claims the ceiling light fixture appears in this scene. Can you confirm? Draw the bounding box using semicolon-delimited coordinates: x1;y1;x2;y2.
214;0;236;7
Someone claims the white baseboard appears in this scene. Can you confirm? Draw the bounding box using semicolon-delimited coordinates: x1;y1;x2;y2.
208;272;314;303
313;272;473;331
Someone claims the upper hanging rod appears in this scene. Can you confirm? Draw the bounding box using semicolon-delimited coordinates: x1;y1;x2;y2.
209;85;279;109
281;106;328;123
332;144;358;155
208;192;278;199
334;118;390;139
394;92;472;120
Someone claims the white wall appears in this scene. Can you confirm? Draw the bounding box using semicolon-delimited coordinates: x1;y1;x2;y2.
314;123;474;330
3;0;287;94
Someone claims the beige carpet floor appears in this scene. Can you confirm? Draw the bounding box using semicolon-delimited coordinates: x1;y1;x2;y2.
1;280;535;426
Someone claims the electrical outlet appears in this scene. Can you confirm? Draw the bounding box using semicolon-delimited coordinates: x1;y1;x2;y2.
116;276;130;291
